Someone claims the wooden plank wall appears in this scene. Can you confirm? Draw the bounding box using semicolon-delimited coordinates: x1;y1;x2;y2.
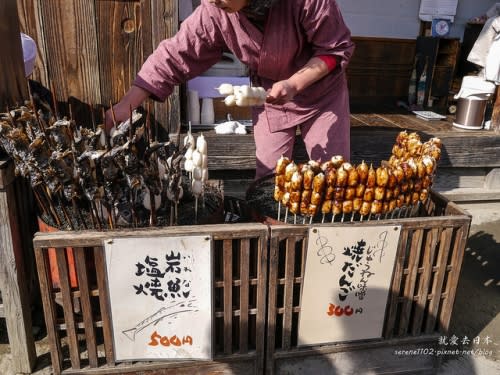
347;37;416;106
0;0;28;108
16;0;179;134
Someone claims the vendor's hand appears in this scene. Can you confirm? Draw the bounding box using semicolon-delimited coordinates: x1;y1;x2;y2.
104;85;150;133
266;80;298;105
104;102;132;134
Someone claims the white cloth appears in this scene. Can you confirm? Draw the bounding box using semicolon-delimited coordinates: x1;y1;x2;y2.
485;32;500;83
468;16;500;84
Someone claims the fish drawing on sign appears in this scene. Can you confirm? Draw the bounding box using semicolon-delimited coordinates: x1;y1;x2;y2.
122;298;198;341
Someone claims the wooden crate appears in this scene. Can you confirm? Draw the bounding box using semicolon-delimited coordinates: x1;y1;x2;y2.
33;223;269;375
266;190;471;375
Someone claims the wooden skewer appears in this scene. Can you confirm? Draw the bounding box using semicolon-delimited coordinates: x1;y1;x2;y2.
73;198;88;230
89;102;96;132
146;101;152;144
49;82;59;119
58;192;75;230
109;100;117;127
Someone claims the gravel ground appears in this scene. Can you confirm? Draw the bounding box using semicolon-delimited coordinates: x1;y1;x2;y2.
1;203;499;375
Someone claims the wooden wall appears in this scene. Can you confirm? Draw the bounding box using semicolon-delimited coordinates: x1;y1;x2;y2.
0;0;27;108
16;0;180;134
347;37;416;107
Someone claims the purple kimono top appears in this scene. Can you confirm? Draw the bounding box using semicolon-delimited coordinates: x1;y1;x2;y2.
134;0;355;133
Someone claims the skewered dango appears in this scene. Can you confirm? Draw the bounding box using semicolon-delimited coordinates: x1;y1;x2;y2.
271;130;442;223
218;83;267;107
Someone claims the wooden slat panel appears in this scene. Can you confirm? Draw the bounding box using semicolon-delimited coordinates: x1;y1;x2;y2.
0;176;36;373
96;0;148;104
35;248;63;375
55;247;81;369
239;238;250;353
94;246;115;366
266;235;280;375
255;233;267;375
383;230;409;338
223;239;233;355
440;224;469;332
74;247;98;367
425;227;453;333
16;0;49;84
397;229;423;336
0;0;28;107
411;228;439;335
39;0;100;106
33;223;270;247
282;237;296;350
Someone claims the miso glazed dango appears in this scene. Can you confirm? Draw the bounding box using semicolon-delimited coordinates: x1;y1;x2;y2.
272;131;442;223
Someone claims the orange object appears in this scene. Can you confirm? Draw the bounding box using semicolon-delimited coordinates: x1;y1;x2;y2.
37;218;78;289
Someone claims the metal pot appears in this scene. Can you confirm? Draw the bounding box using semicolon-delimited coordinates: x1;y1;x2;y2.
453;97;488;130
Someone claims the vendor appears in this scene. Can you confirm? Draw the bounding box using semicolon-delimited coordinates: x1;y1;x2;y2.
105;0;354;179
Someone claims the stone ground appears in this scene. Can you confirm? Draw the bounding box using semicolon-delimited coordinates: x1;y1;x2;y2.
0;203;499;375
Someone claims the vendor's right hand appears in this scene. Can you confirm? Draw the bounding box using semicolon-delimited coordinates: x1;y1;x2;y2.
104;85;151;134
104;101;135;134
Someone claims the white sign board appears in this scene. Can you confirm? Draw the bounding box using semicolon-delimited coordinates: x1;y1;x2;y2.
104;235;212;361
298;225;401;346
419;0;458;21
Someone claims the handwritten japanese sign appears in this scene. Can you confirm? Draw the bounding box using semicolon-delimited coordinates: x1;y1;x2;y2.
298;225;401;346
104;235;212;361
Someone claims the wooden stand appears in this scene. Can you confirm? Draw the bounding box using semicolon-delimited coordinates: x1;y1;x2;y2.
33;224;269;375
266;191;471;374
0;158;37;374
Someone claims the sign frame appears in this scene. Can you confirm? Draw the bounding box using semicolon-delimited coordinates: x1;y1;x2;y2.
103;234;214;362
297;224;402;346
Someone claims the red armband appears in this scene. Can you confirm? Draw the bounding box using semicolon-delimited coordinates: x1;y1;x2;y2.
317;55;337;72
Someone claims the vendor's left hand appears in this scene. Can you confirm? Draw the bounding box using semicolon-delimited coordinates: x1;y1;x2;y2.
266;80;298;105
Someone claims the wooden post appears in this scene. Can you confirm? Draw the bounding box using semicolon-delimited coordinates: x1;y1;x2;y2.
0;0;28;108
491;86;500;133
0;158;37;373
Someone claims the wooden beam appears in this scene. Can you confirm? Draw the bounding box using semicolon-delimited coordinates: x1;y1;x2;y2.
0;0;28;108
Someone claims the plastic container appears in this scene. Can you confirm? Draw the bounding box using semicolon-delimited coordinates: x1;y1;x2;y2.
21;33;36;77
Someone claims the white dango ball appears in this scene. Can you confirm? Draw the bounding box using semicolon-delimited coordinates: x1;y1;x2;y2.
184;159;194;173
183;132;195;150
216;83;234;96
192;166;203;181
201;168;209;182
239;85;252;97
236;96;250;107
201;154;208;168
192;149;203;167
196;133;208;155
192;179;203;196
255;87;267;100
224;95;236;107
184;147;193;161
